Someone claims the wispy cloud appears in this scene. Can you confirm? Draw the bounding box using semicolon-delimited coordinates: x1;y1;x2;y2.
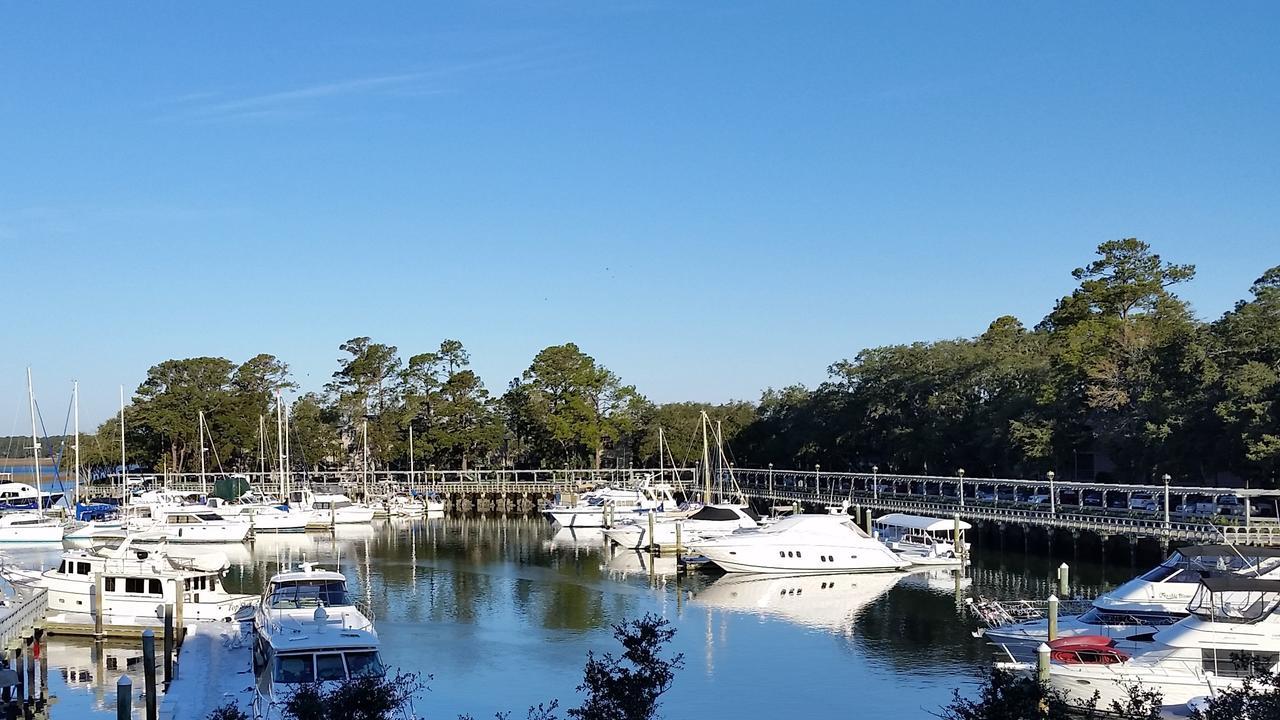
157;53;546;123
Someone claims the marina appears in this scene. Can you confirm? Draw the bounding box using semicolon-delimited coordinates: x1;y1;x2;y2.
0;513;1158;719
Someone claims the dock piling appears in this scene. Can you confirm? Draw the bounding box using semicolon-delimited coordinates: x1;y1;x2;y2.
674;521;683;554
117;675;132;720
647;511;656;553
1047;594;1058;641
11;647;23;711
1036;643;1050;683
21;633;32;707
36;629;46;710
93;573;105;638
162;605;174;685
142;629;157;720
1057;563;1069;598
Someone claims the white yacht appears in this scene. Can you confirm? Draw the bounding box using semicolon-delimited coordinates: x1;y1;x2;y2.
690;514;910;574
0;481;64;511
0;511;65;542
873;513;971;564
602;504;761;549
979;545;1280;647
543;481;681;529
252;564;382;719
131;507;252;543
0;536;254;625
692;571;904;631
385;494;426;517
1045;576;1280;708
287;489;375;525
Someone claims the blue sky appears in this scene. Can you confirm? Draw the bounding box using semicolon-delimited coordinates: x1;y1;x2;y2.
2;2;1277;428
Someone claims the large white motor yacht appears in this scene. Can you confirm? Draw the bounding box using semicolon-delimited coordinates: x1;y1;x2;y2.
0;511;65;542
252;564;383;719
131;507;252;543
690;514;910;574
1045;576;1280;708
602;504;761;549
543;481;681;529
0;536;254;625
980;544;1280;647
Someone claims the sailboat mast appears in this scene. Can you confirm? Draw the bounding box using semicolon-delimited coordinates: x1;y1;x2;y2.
701;412;711;504
283;398;291;497
362;419;370;500
119;385;127;507
276;392;286;500
73;380;81;507
658;427;664;484
199;410;208;496
26;368;41;493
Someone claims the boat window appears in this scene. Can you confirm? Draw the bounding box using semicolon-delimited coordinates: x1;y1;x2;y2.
57;561;65;574
268;580;352;609
1201;650;1279;678
346;652;384;679
779;551;785;558
77;562;91;575
196;514;222;522
795;551;801;558
125;578;145;594
315;653;347;681
105;577;116;592
1137;564;1183;583
275;655;316;684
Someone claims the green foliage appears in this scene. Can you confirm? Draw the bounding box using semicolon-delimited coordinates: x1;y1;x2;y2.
1189;670;1280;719
65;242;1280;486
205;702;250;720
568;614;683;720
282;670;426;720
503;343;644;469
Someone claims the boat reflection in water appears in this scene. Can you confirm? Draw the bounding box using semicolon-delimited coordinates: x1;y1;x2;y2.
602;549;679;580
46;636;161;714
692;571;905;633
543;527;607;552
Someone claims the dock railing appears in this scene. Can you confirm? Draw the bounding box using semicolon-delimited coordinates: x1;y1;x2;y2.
0;586;47;649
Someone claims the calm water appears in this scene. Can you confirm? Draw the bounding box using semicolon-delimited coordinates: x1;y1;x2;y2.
1;516;1149;719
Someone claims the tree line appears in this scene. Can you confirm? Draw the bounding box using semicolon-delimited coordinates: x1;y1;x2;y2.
68;239;1279;486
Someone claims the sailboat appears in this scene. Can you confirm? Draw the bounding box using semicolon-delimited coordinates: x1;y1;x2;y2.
1;370;66;543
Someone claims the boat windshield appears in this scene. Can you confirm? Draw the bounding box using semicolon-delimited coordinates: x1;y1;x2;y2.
273;651;384;684
1188;585;1280;624
268;580;353;609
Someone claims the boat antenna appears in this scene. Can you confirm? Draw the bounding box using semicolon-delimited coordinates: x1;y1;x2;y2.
119;385;127;508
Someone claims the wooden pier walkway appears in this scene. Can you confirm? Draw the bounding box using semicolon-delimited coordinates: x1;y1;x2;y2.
79;465;1280;545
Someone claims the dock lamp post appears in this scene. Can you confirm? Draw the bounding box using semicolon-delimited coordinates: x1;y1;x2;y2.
1048;471;1056;514
1163;473;1171;527
872;465;879;501
958;469;965;508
